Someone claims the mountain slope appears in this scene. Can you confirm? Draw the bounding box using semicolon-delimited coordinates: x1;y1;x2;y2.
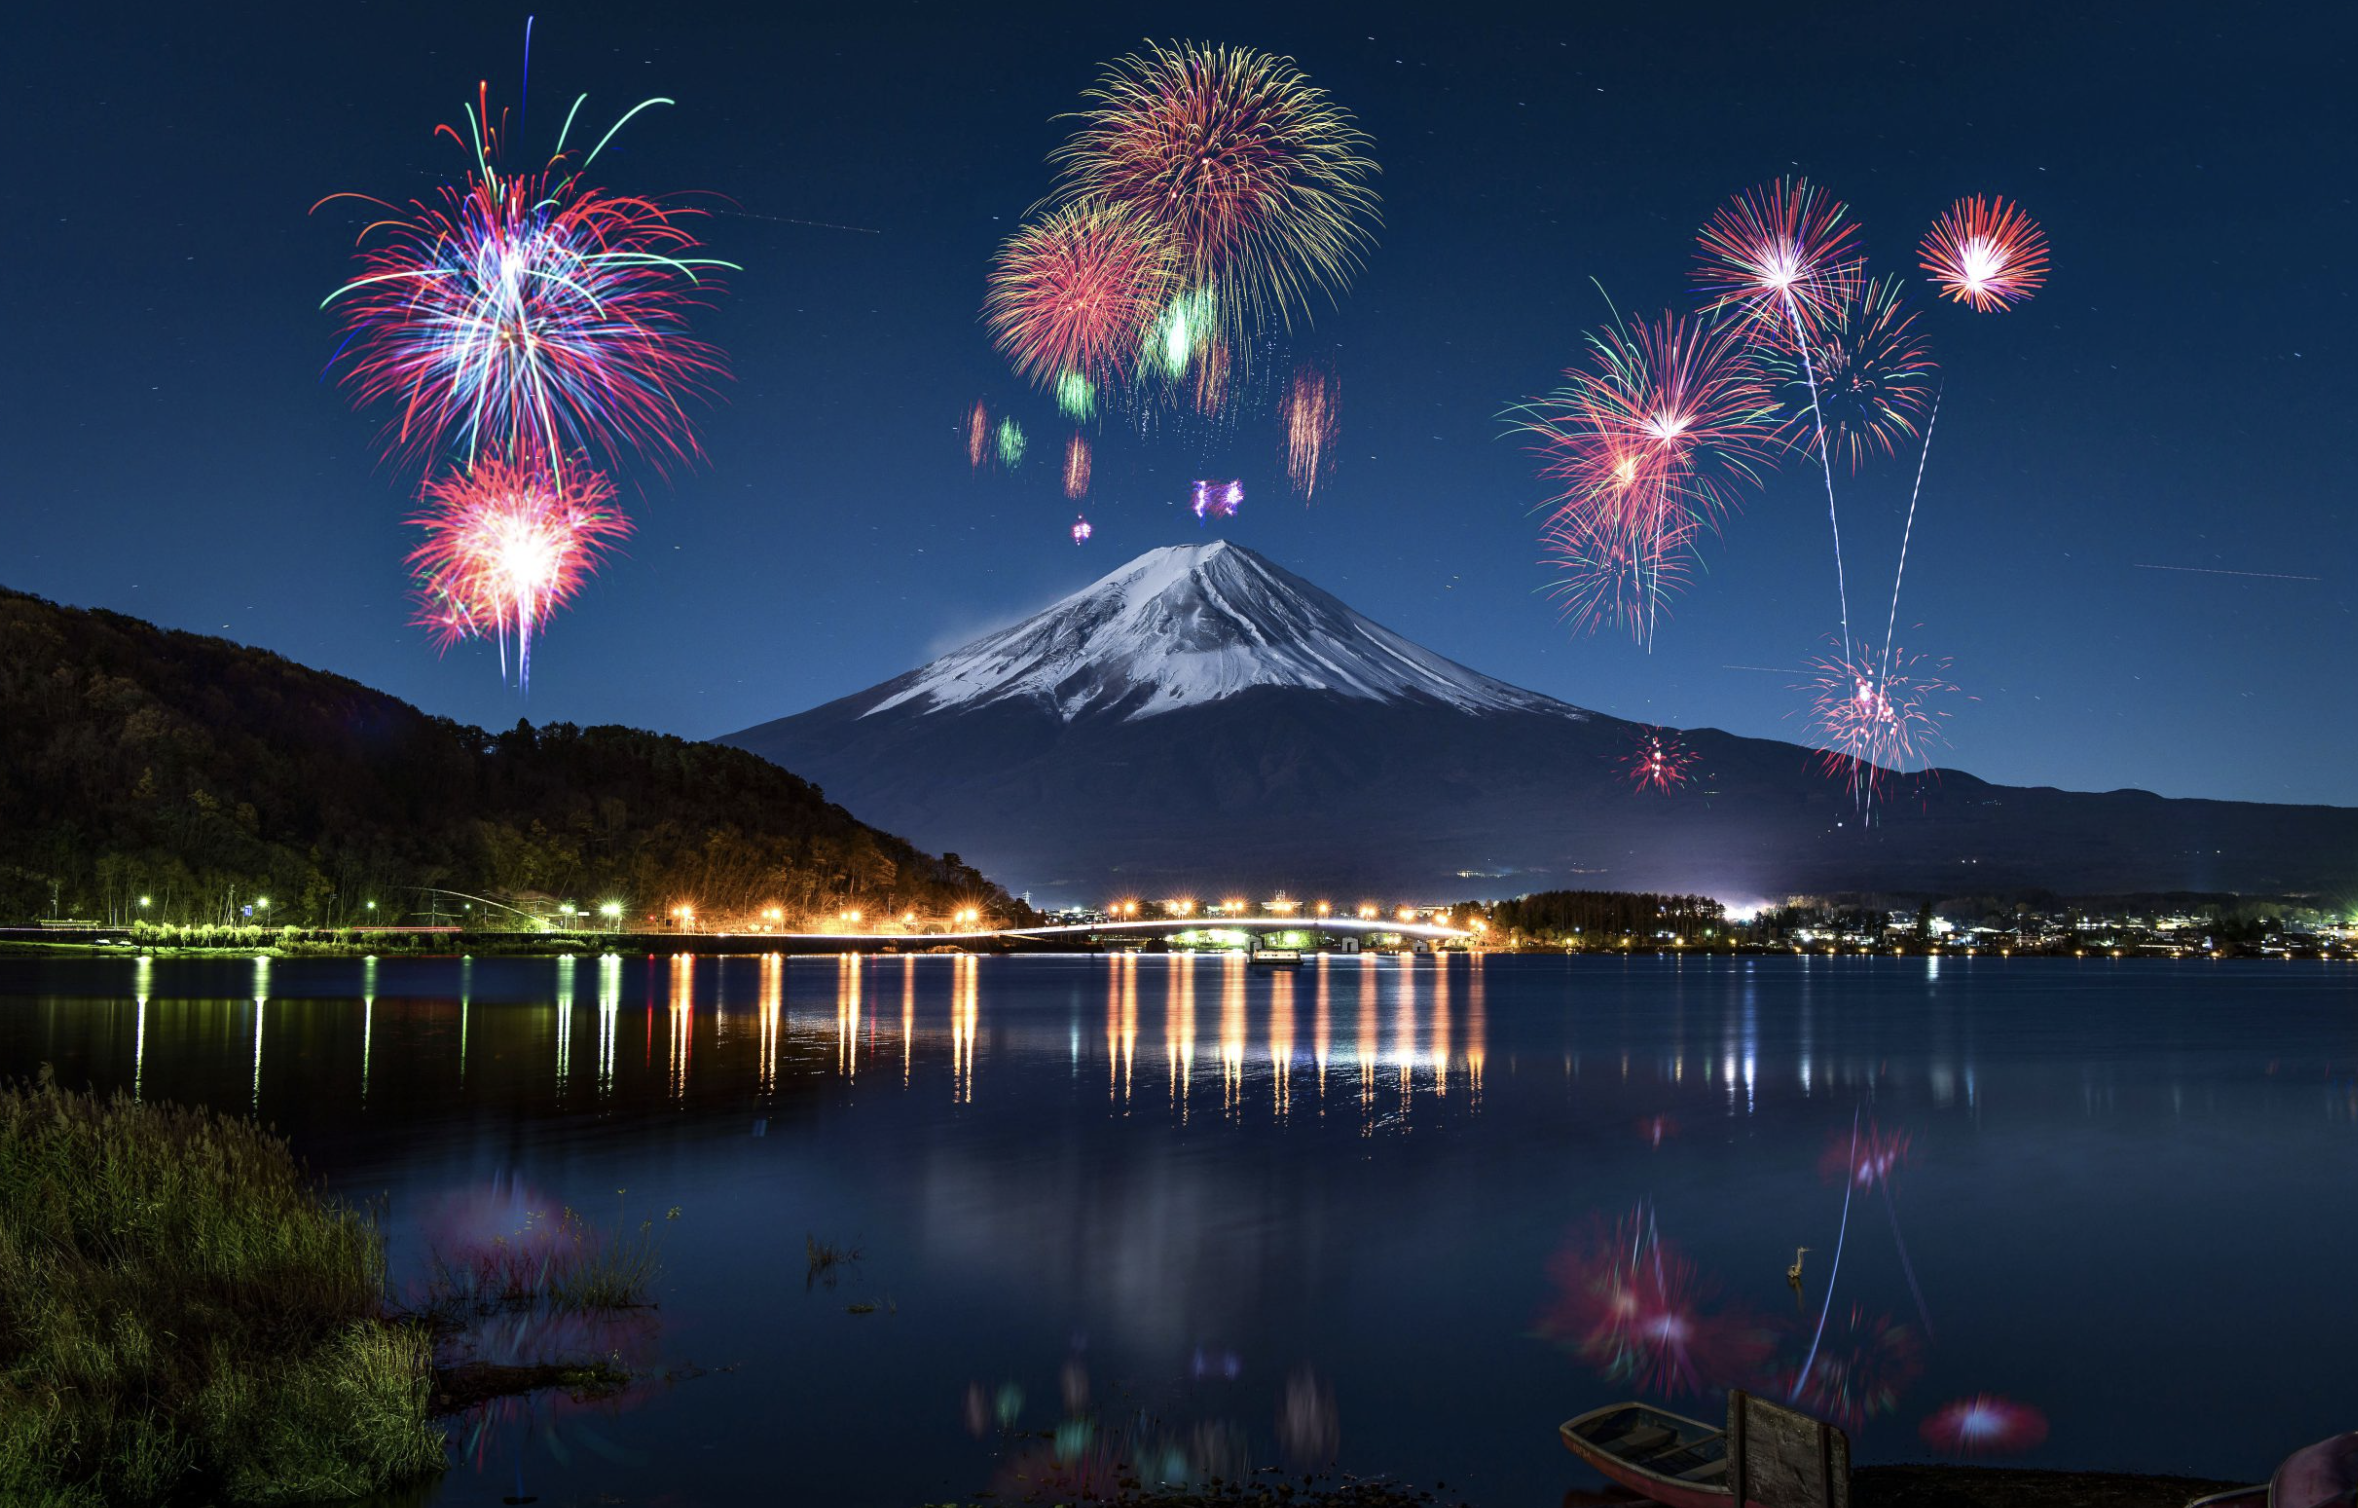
0;587;1019;925
721;544;2358;904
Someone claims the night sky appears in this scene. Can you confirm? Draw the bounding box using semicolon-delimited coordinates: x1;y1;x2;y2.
8;2;2353;805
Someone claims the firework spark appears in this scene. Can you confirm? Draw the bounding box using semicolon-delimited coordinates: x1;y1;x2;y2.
1919;1395;2050;1455
1284;362;1340;499
1801;643;1956;804
1920;196;2049;312
407;452;630;689
1622;726;1700;793
995;416;1028;469
1516;310;1776;641
1063;432;1092;498
1055;369;1097;421
984;204;1176;391
1793;1307;1923;1432
1800;643;1957;810
1190;477;1244;521
1070;514;1093;545
1765;274;1936;471
1539;1207;1773;1399
1052;40;1380;343
1694;178;1862;339
966;399;990;469
320;84;733;479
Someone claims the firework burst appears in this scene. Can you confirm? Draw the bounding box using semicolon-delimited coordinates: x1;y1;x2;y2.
984;203;1176;392
1801;643;1957;804
1792;1308;1923;1432
1920;196;2049;312
1284;362;1340;499
966;399;991;469
1694;178;1862;340
1622;726;1701;793
1765;275;1936;471
1919;1395;2050;1455
1070;514;1093;545
408;452;630;689
1063;432;1092;498
320;84;733;479
1051;40;1380;345
1191;478;1244;521
995;417;1028;469
1539;1207;1773;1399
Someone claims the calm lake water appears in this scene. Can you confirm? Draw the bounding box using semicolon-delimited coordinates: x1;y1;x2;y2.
3;952;2354;1504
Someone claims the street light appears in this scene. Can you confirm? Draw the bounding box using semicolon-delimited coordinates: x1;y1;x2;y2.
138;896;150;909
600;902;623;926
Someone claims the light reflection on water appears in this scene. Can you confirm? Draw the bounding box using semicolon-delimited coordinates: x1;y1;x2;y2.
4;952;2357;1505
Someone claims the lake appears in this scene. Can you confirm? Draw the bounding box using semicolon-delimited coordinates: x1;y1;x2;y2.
2;951;2352;1504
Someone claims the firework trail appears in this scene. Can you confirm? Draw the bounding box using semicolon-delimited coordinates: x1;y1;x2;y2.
1920;197;2049;312
1621;726;1700;793
1764;274;1935;472
1063;432;1092;498
966;400;991;469
1070;514;1093;545
1284;362;1340;499
1881;385;1942;685
983;204;1175;393
408;453;630;690
1696;178;1863;656
1790;1108;1860;1407
1051;41;1381;348
1821;1121;1934;1336
319;83;734;481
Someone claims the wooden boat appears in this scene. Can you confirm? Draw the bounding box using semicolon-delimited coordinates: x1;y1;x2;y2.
1561;1392;1849;1508
1560;1402;1734;1508
2185;1430;2358;1508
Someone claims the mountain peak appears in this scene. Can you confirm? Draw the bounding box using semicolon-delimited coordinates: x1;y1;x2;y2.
861;542;1581;723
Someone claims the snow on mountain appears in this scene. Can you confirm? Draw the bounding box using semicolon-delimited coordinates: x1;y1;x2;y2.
862;541;1582;723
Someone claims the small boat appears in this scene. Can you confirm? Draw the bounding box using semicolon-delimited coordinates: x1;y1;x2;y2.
1248;948;1303;968
2185;1430;2358;1508
1559;1402;1733;1508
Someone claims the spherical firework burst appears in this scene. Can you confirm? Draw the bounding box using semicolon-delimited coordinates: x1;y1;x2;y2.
1622;726;1701;793
1284;362;1340;500
1792;1307;1923;1432
1063;432;1092;498
984;204;1176;392
1800;642;1957;802
1070;514;1093;545
1920;196;2049;313
408;452;630;689
1051;40;1381;343
320;85;733;479
1919;1395;2049;1455
1515;310;1776;641
1765;275;1936;471
1693;177;1862;341
1539;1207;1773;1399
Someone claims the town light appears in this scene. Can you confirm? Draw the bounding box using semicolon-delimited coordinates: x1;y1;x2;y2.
138;896;150;908
600;902;622;920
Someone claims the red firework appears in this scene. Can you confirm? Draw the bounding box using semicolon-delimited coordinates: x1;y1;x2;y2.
319;85;730;478
1694;178;1863;343
1063;432;1093;498
1800;642;1957;804
1623;727;1701;793
1284;361;1341;500
1919;1394;2050;1455
1539;1208;1772;1398
1920;196;2050;313
1792;1307;1923;1431
1820;1119;1912;1189
408;452;630;689
966;400;990;470
983;204;1175;391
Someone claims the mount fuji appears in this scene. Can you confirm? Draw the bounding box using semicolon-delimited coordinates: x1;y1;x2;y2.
722;543;2358;904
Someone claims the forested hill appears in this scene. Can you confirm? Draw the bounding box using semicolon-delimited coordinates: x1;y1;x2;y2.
0;587;1021;928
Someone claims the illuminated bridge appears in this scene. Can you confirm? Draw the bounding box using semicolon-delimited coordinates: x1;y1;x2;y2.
598;915;1474;955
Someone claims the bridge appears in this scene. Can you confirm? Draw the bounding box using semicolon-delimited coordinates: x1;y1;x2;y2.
591;914;1475;955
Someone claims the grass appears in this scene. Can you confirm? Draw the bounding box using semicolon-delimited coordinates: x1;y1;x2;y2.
0;1070;445;1506
420;1198;674;1317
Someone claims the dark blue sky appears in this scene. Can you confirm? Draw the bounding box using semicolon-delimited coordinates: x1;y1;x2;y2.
7;1;2352;805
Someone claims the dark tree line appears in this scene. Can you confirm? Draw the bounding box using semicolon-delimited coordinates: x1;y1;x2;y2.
0;589;1024;927
1490;889;1725;941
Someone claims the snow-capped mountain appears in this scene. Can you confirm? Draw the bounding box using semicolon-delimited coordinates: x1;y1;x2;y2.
863;541;1574;723
722;545;2358;904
